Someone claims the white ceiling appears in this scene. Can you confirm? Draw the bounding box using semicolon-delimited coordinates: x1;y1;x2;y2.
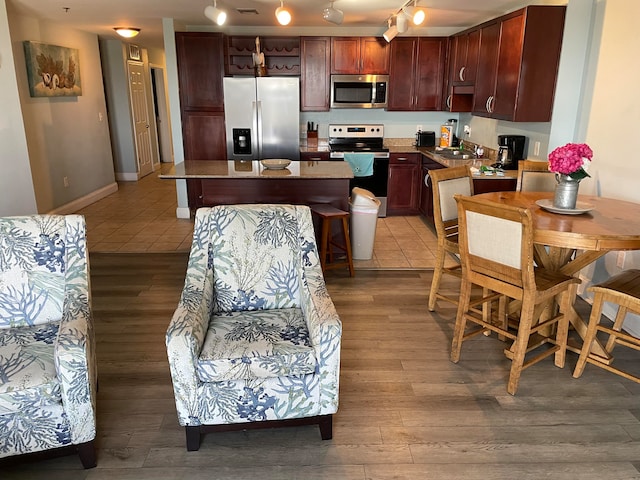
7;0;566;49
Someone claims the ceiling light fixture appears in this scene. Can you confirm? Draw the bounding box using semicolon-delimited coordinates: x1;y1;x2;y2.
204;0;227;26
322;1;344;25
403;0;426;26
113;27;140;38
275;0;292;26
383;18;398;43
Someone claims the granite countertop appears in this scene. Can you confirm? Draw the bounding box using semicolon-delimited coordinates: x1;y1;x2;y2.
299;138;517;179
159;160;353;179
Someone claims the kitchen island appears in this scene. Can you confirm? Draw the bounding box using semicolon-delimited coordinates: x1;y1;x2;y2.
160;160;354;211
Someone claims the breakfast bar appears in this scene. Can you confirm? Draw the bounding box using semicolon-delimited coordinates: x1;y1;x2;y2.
160;160;354;211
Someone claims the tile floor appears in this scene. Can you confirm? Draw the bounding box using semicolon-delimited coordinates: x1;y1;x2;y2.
77;164;448;270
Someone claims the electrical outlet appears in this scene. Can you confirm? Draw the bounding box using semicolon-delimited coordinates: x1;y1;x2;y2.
534;141;541;156
616;251;626;269
463;125;471;135
416;125;422;132
63;176;69;188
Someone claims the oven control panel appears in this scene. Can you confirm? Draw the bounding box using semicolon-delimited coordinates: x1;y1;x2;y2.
329;124;384;138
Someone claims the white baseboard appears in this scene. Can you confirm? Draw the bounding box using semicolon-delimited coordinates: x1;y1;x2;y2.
115;172;140;182
48;182;119;215
176;207;191;219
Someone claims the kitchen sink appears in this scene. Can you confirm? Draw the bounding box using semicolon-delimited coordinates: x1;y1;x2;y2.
434;149;478;160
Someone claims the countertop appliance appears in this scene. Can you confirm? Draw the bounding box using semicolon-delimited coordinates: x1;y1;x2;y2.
330;74;389;109
223;77;300;161
328;124;389;217
496;134;527;170
416;131;436;147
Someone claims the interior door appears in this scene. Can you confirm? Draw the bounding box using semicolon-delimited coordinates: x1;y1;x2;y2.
128;61;154;178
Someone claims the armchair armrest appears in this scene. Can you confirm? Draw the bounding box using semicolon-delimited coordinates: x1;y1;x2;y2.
166;273;214;426
300;268;342;414
55;296;96;444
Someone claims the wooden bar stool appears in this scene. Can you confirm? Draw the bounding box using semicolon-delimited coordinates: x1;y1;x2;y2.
573;269;640;383
310;204;354;277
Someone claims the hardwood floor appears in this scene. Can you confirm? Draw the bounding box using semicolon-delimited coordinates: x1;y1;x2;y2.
3;253;640;479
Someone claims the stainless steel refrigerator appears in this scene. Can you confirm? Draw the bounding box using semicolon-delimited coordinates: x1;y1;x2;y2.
223;77;300;160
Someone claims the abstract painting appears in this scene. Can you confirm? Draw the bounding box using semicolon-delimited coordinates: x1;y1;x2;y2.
23;41;82;97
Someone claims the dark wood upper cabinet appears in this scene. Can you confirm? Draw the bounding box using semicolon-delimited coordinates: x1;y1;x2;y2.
300;37;331;112
472;21;500;115
451;28;480;86
387;37;446;111
331;37;389;74
176;33;225;112
472;5;566;122
176;32;227;165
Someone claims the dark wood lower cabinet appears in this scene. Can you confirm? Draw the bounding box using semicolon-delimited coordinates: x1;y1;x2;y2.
388;153;421;215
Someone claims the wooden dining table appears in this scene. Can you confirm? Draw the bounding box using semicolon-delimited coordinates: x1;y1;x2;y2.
473;191;640;358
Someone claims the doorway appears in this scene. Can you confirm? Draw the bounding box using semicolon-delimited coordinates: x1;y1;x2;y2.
150;66;173;163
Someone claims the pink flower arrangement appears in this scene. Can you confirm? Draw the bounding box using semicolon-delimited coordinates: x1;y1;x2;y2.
548;143;593;180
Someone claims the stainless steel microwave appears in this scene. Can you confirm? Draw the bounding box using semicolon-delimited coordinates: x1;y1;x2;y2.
330;74;389;109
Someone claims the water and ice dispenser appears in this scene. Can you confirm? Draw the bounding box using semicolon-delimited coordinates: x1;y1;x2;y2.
232;128;252;156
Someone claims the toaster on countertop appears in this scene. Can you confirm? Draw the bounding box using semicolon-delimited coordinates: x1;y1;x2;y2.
416;131;436;147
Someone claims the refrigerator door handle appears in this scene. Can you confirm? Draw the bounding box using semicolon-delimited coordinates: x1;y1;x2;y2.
252;101;259;160
256;100;263;160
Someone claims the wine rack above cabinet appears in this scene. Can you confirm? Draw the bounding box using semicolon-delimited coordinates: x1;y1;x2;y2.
225;36;300;76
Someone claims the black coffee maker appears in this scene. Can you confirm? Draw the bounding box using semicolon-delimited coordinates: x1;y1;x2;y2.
496;135;527;170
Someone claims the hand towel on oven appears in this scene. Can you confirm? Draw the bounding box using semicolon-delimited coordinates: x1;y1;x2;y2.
344;153;374;177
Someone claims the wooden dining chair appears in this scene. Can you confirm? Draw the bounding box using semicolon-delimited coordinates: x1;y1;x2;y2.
573;269;640;383
427;165;474;311
516;160;557;192
451;195;581;395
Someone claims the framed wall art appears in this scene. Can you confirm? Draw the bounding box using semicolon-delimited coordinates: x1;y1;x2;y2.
23;41;82;97
128;44;141;61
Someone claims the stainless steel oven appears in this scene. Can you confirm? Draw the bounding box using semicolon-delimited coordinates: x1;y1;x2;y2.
328;124;389;217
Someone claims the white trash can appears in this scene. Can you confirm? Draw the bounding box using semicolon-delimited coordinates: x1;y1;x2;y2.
349;187;381;260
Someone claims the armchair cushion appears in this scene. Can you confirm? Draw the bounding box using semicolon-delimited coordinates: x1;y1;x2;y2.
0;324;60;413
198;308;316;382
211;207;306;313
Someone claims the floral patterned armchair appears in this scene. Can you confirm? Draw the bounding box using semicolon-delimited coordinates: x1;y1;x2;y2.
0;215;97;468
166;205;342;451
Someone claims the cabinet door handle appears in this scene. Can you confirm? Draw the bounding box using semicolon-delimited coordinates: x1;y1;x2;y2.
488;95;494;113
485;96;491;113
446;95;452;109
397;157;408;162
459;66;466;82
424;172;430;186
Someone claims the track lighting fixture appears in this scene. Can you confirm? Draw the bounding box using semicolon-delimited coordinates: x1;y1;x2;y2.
204;0;227;26
322;1;344;25
383;18;398;43
114;27;140;38
396;12;409;33
275;0;292;26
403;0;426;26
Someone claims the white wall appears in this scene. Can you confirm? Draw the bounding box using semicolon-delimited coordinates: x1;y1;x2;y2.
8;10;116;213
0;0;36;215
580;0;640;336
